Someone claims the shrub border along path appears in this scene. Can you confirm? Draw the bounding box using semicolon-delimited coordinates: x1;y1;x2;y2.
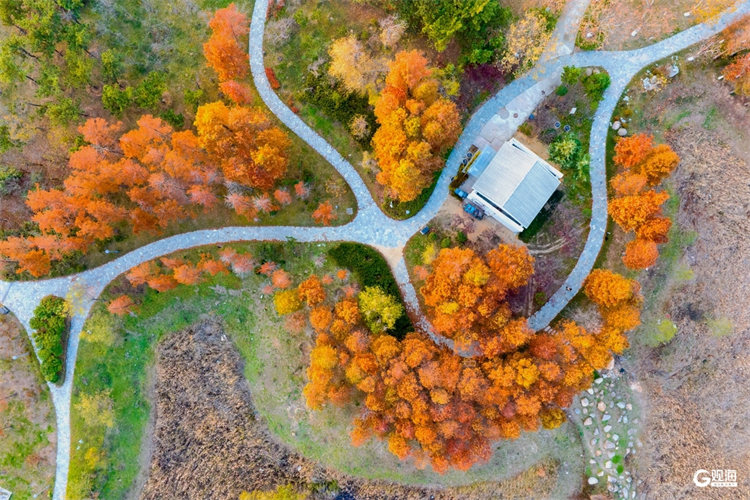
0;1;747;498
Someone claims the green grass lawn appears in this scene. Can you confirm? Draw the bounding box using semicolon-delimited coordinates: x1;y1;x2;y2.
69;241;585;498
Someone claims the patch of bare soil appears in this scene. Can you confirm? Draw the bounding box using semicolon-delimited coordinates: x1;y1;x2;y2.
139;319;561;499
582;0;737;51
625;74;750;497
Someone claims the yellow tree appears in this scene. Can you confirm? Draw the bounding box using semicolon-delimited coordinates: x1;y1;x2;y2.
327;35;384;94
500;11;552;73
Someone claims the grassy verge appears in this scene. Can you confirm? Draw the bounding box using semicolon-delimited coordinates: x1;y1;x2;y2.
70;241;584;498
0;314;57;499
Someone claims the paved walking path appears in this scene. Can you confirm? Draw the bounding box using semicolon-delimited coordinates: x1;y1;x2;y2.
0;1;746;497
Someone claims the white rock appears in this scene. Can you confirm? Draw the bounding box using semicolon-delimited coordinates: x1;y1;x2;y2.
570;107;577;115
617;402;626;409
612;121;621;130
604;425;612;432
581;397;590;407
584;417;593;426
626;403;633;411
591;438;598;446
598;401;607;412
603;414;612;422
623;416;629;424
631;30;638;37
594;428;600;436
588;477;599;485
605;440;616;450
684;11;691;17
613;434;620;442
606;460;613;468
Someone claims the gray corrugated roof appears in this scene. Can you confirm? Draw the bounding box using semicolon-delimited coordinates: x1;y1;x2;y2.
470;138;561;229
503;161;561;227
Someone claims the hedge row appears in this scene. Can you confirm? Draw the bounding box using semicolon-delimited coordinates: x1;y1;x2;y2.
327;243;412;339
29;295;69;384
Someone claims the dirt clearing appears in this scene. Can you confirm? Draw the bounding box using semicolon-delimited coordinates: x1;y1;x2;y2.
607;64;750;498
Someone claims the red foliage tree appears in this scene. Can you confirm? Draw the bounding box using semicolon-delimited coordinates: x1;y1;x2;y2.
312;201;337;226
107;295;135;316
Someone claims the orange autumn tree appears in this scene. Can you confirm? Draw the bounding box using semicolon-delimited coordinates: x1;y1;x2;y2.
107;295;135;316
195;101;291;190
584;269;642;348
312;201;337;226
372;50;461;202
0;115;224;276
720;16;750;96
419;244;534;355
723;53;750;96
203;3;249;82
609;134;679;270
291;269;630;473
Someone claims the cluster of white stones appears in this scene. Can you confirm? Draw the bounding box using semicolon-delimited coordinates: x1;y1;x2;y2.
571;368;642;499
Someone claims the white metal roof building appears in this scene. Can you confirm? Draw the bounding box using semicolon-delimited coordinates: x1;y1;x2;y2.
467;138;562;233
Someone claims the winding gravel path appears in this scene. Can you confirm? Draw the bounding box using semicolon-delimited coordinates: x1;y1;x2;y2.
0;1;746;498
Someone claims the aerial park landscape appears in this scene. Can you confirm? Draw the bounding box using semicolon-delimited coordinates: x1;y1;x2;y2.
0;0;749;498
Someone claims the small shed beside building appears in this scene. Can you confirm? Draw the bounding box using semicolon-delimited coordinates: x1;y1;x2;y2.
466;138;562;233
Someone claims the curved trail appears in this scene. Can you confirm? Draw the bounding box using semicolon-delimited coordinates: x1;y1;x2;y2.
0;1;746;498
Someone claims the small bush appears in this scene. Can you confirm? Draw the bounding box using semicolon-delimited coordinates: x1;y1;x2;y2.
456;231;468;245
327;243;412;338
644;318;677;347
102;84;134;116
561;66;582;86
582;72;611;103
518;122;533;136
265;67;281;90
440;237;452;248
555;85;568;96
133;72;166;110
160;109;184;128
0;165;22;194
29;295;69;383
183;89;204;111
